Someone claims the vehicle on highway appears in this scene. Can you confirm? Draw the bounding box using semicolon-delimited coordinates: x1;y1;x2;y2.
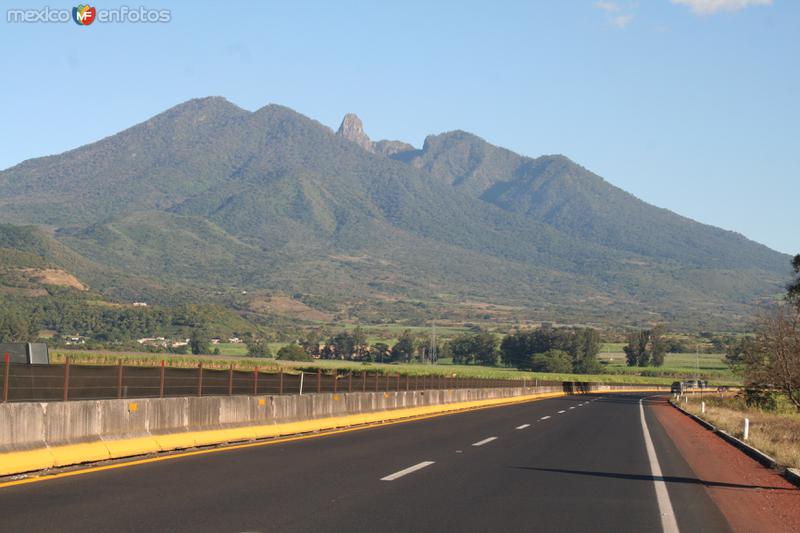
671;381;684;394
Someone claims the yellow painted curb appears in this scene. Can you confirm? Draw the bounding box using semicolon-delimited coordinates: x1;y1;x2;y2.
103;437;161;460
0;448;56;476
50;442;111;468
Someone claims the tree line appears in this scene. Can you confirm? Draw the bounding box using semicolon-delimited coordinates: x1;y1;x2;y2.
724;254;800;411
280;326;605;375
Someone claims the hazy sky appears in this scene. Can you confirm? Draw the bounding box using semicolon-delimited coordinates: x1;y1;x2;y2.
1;0;797;254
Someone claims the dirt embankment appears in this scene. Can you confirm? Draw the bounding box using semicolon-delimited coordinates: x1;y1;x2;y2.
18;268;88;290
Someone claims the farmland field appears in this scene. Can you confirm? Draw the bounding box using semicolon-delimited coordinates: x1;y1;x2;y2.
48;348;737;386
598;350;736;382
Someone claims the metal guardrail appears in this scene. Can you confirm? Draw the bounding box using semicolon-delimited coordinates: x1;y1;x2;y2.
0;354;564;403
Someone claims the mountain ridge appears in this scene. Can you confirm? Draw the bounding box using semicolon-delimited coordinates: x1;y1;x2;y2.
0;97;790;328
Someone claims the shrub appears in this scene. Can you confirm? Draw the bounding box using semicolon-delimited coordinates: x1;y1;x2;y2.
276;344;312;361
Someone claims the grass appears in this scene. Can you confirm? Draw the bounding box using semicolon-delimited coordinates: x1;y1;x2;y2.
597;351;738;384
211;342;248;356
680;393;800;469
50;348;680;385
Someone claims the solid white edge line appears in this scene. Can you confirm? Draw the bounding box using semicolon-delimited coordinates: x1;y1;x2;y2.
380;461;435;481
639;397;680;533
472;436;498;447
515;424;531;430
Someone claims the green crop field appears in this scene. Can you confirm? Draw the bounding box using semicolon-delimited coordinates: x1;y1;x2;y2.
597;350;736;383
50;348;699;386
211;342;248;356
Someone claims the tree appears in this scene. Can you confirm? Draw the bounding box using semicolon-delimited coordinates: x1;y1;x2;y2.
649;326;667;367
189;328;210;355
247;338;271;358
372;342;390;363
391;330;415;363
624;327;666;367
299;331;322;357
450;333;476;364
500;327;600;372
352;326;368;360
530;350;573;373
788;254;800;307
571;328;602;374
276;344;312;361
735;305;800;411
0;308;38;343
725;336;758;371
328;332;356;360
472;332;499;366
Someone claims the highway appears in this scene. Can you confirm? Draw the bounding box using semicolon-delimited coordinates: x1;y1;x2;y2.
0;393;783;532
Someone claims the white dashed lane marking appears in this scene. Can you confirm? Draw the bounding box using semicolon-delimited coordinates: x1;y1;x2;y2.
380;461;435;481
472;437;498;447
515;424;530;430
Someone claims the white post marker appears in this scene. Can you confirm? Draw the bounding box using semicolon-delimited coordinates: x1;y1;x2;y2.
472;437;498;447
640;397;680;533
744;418;750;440
701;401;705;414
381;461;435;481
299;372;304;395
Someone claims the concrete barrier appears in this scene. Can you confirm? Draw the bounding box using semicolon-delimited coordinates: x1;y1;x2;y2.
0;383;667;477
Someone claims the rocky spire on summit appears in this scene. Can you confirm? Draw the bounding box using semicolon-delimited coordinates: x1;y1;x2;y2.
336;113;374;152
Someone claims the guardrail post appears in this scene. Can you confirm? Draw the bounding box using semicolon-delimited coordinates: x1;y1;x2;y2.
228;364;234;396
375;372;379;392
396;374;400;391
254;367;259;395
279;369;284;394
62;356;71;401
348;372;352;393
362;372;367;392
405;374;410;391
116;360;123;399
333;372;338;393
316;368;321;393
159;360;165;398
197;362;203;397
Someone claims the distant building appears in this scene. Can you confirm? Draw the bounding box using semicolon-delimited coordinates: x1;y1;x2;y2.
211;337;222;345
132;302;148;307
64;335;86;345
228;337;242;344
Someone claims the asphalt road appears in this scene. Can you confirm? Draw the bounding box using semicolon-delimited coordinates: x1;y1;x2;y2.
0;393;732;532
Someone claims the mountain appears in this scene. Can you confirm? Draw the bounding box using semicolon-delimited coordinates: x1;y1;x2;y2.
0;97;790;329
391;131;781;271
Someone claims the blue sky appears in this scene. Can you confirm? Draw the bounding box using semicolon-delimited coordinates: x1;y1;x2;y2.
1;0;797;254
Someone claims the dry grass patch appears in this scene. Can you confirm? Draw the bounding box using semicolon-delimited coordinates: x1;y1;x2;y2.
682;395;800;469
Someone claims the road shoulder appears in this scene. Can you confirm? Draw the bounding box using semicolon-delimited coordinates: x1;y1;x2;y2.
649;396;800;533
